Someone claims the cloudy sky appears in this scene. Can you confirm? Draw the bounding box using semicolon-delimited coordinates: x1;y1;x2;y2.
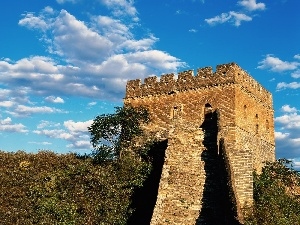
0;0;299;167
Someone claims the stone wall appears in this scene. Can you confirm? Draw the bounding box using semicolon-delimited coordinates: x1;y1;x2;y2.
124;62;275;224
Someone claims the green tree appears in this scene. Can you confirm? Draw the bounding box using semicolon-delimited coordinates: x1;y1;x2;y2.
86;104;154;223
88;105;150;163
245;159;300;225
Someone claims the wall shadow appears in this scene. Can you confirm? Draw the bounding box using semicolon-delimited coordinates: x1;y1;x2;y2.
127;140;168;225
218;138;240;225
196;110;240;225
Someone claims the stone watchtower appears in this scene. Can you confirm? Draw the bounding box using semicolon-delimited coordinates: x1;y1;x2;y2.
124;63;275;224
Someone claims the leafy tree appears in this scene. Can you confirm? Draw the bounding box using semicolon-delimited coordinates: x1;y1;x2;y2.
88;105;150;163
245;159;300;225
86;104;154;222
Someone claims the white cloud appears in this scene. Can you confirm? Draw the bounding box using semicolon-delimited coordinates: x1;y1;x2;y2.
238;0;266;11
205;13;231;25
1;58;13;63
94;15;157;52
1;117;12;125
95;15;130;38
120;37;158;51
18;13;49;31
292;160;300;170
1;1;189;152
205;0;265;27
291;69;300;79
45;96;64;103
258;55;300;72
294;161;300;166
37;120;61;129
126;50;186;72
29;141;52;145
127;50;185;70
275;107;300;159
294;54;300;60
0;89;11;98
229;11;252;26
34;119;93;150
205;11;252;27
275;112;300;130
0;117;28;133
16;105;58;114
101;0;138;20
290;138;300;146
7;9;185;101
43;6;55;14
0;101;15;108
0;88;31;106
67;140;91;149
275;131;290;140
0;56;59;76
281;105;298;113
9;105;64;117
88;102;97;106
64;120;93;133
53;10;114;63
277;82;300;90
189;29;198;33
276;135;300;159
34;129;73;140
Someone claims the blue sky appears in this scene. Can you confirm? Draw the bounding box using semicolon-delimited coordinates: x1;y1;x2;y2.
0;0;300;167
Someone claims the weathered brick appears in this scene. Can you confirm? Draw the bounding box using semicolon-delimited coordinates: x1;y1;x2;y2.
124;62;275;224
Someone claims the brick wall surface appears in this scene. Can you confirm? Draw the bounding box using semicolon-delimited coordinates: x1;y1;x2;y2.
124;62;275;224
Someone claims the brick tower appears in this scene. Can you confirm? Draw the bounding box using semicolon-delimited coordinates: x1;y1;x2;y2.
124;62;275;224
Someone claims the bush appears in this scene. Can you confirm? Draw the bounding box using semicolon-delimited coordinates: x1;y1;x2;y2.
245;159;300;225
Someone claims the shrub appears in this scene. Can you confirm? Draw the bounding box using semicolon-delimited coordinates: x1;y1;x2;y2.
245;159;300;225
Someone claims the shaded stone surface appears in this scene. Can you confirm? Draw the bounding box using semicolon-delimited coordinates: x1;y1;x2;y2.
128;140;168;225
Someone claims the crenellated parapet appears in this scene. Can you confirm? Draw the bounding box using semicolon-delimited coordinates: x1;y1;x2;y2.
126;63;236;98
126;62;272;107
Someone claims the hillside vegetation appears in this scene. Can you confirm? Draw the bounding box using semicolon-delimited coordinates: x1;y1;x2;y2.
245;159;300;225
0;106;153;225
0;151;151;225
1;106;300;224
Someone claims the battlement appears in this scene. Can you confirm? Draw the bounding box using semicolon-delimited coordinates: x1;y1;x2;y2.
125;62;272;107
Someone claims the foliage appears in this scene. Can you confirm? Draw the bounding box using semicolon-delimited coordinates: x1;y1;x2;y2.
0;150;151;225
88;105;150;163
0;105;154;224
245;159;300;225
